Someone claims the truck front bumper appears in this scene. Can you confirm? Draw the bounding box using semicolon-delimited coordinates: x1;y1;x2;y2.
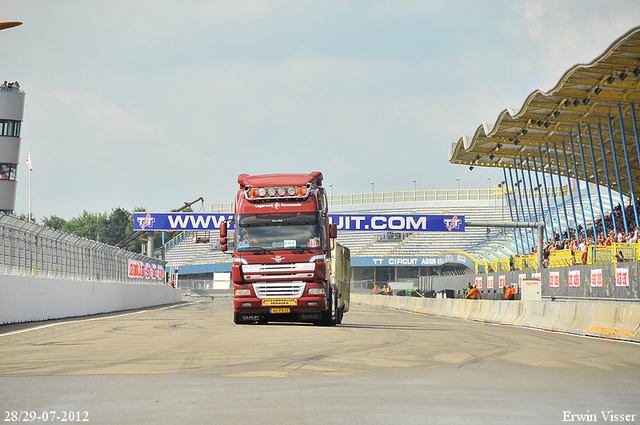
234;296;327;312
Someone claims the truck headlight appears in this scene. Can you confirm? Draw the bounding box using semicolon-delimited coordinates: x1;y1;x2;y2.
235;289;251;296
308;288;325;295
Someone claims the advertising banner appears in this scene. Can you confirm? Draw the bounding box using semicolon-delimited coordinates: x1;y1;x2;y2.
590;269;602;287
518;273;526;288
330;214;465;232
128;259;164;281
134;213;235;231
487;275;494;289
133;212;465;232
616;268;629;287
350;253;474;268
475;276;483;289
549;271;560;287
568;270;580;287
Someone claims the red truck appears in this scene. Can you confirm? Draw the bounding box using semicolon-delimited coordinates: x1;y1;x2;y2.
219;171;349;326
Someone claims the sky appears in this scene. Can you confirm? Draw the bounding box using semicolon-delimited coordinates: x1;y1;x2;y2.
2;0;639;220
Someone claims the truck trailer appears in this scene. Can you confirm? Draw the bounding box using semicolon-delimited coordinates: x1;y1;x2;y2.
219;171;350;326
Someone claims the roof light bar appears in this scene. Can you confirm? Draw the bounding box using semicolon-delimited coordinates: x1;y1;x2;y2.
245;185;310;200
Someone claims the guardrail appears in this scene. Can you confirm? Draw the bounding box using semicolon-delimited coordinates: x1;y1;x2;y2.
210;185;568;211
479;242;640;272
421;261;639;300
0;214;165;284
352;293;640;343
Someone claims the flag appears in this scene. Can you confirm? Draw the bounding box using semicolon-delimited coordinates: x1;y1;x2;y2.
26;150;32;171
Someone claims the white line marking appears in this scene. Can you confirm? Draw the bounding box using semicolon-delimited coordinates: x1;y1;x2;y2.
0;303;186;338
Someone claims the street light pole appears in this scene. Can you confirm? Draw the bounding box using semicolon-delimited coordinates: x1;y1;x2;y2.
370;181;374;203
329;184;333;205
412;179;416;201
500;181;506;223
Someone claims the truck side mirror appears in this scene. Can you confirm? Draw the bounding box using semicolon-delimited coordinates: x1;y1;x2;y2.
220;237;228;252
220;221;227;238
329;223;337;239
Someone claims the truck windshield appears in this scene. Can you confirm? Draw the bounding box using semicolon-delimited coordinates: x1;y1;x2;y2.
235;213;322;252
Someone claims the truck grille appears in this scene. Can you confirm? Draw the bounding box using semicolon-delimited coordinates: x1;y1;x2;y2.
253;281;306;299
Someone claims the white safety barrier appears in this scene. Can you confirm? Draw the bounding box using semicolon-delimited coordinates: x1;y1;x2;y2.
0;275;181;325
353;294;640;343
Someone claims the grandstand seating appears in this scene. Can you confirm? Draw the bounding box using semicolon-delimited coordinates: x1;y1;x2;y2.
165;186;619;270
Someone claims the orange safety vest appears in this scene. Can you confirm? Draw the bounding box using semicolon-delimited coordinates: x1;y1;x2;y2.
505;286;515;299
468;288;479;299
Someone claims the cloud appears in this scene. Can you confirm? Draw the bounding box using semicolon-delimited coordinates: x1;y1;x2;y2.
51;88;164;139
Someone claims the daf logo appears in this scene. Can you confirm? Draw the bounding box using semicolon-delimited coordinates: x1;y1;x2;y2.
137;213;155;229
272;255;285;263
444;215;462;231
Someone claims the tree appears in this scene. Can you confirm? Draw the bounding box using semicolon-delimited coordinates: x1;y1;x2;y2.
65;210;105;241
102;208;132;246
42;215;68;231
39;206;171;257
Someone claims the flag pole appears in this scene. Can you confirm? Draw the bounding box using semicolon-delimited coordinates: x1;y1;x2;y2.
27;149;31;222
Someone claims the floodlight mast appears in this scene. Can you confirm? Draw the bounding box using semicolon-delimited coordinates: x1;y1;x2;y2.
465;221;545;270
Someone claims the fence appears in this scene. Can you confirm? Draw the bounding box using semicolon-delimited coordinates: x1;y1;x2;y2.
210;185;569;212
420;261;639;300
0;214;166;284
478;243;640;273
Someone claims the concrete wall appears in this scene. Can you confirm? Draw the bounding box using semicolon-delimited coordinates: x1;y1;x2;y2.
0;275;182;325
352;293;640;343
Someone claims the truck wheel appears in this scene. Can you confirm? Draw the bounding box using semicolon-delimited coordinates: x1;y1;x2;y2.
318;286;337;326
331;288;338;326
336;307;343;325
234;312;242;324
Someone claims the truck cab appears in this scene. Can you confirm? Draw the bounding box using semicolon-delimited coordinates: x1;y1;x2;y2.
220;172;345;326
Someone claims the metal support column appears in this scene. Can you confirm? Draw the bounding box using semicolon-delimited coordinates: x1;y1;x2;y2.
576;126;598;239
617;104;639;229
513;160;531;253
629;103;640;227
535;151;554;242
531;156;548;243
545;143;564;240
552;142;570;238
587;124;607;238
561;141;579;239
608;113;629;235
598;123;617;235
518;158;534;250
506;167;522;255
503;168;519;254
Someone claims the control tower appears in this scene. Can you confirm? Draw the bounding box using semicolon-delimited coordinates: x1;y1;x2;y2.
0;21;24;214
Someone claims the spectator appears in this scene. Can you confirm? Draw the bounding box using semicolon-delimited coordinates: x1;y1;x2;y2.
465;283;480;299
504;284;515;300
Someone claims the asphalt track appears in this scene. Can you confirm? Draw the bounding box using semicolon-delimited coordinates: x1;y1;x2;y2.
0;296;639;425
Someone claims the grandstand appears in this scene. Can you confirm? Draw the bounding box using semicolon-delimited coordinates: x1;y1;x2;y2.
165;184;619;287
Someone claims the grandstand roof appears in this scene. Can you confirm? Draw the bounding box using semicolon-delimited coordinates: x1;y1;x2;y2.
449;26;640;198
0;22;22;31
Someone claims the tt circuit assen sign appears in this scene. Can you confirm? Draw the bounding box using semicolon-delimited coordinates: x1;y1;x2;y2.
133;212;464;232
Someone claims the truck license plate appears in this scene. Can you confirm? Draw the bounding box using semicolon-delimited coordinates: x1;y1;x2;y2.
270;307;290;314
262;298;297;306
